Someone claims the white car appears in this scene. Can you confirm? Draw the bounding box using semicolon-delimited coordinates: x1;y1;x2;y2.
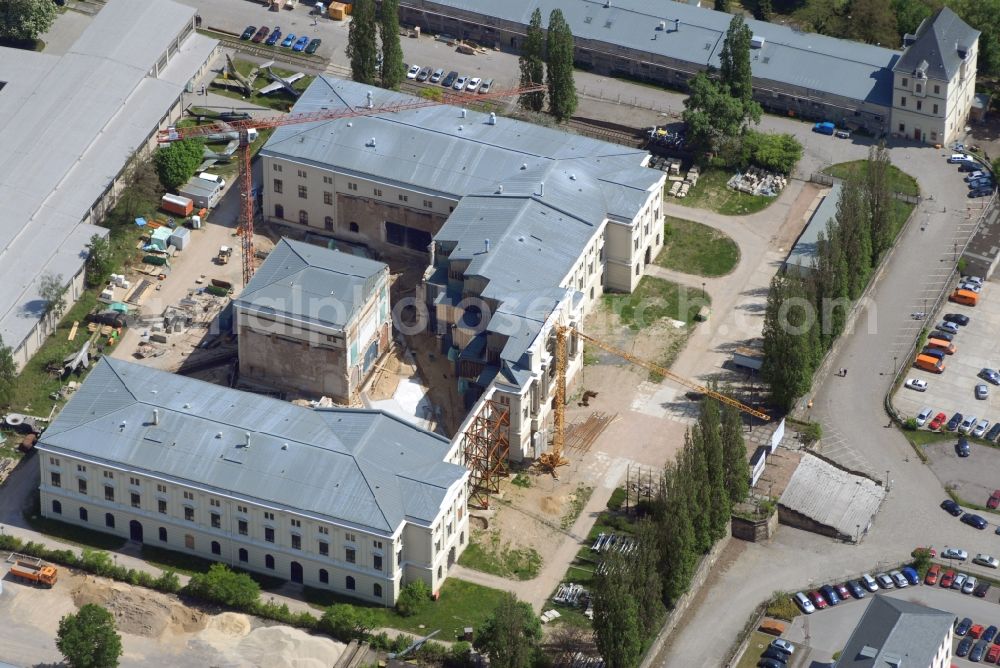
479;78;493;94
959;415;977;434
943;547;969;561
429;68;444;83
793;591;815;614
466;77;482;92
861;573;879;592
966;276;984;286
771;639;794;655
453;75;468;90
915;407;933;426
890;570;909;588
950;153;974;163
973;419;990;438
406;64;421;79
905;378;928;392
973;554;999;569
963;575;978;594
965;171;985;181
960;282;982;293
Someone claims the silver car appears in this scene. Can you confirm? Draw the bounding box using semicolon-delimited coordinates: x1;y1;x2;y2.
876;572;894;589
890;570;908;588
429;68;444;83
976;385;989;400
963;575;978;594
953;572;968;590
453;75;468;90
973;418;990;437
479;78;493;94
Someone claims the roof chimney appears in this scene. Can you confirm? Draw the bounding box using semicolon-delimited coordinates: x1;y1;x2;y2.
498;184;504;194
367;137;376;147
366;91;373;109
485;239;491;253
244;432;251;448
152;409;159;425
604;0;610;7
658;21;665;31
539;182;545;197
673;18;679;32
488;112;496;125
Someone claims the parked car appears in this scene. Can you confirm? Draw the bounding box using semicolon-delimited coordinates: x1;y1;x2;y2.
981;369;1000;385
965;170;986;181
466;76;482;92
265;28;282;46
901;566;920;585
808;590;828;610
975;419;991;437
987;644;1000;663
442;71;459;87
958;437;971;457
876;573;895;589
240;25;257;40
757;660;786;668
835;129;851;138
941;569;956;587
943;547;969;561
942;499;964;516
905;378;928;392
406;64;421;79
415;66;431;82
988;490;1000;509
972;624;987;639
929;412;948;430
969;177;996;189
846;580;866;598
761;647;790;663
975;581;992;597
945;313;971;326
961;281;984;293
820;584;841;605
251;26;269;43
861;573;879;592
429;68;444;83
957;637;974;657
292;35;310;52
953;572;968;590
963;513;988;530
925;564;941;585
305;38;322;54
890;570;909;588
453;75;468;90
973;639;990;662
960;415;978;434
950;153;975;163
834;583;851;599
970;186;996;198
964;575;979;594
975;554;1000;568
479;78;493;93
958;617;975;636
931;329;955;342
986;625;999;643
793;591;815;614
814;121;836;135
281;33;296;48
947;413;964;431
938;321;960;334
915;407;933;426
959;160;983;171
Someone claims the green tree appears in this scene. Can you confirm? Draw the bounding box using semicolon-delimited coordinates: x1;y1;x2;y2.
153;139;204;191
474;593;542;668
545;9;578;122
832;174;872;299
681;73;745;150
320;604;378;642
57;604;123;668
519;8;546;112
954;1;1000;76
714;0;731;11
183;563;260;611
0;336;15;408
719;15;755;107
592;550;643;668
0;0;56;44
656;464;697;605
892;0;934;38
38;272;68;329
85;234;114;289
346;0;379;85
845;0;899;46
742;131;802;174
761;274;816;411
721;403;751;504
864;142;893;265
756;0;774;21
681;428;713;553
396;579;431;617
631;519;666;636
378;0;405;88
698;397;731;542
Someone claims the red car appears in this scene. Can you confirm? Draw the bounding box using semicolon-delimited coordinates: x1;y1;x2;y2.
988;490;1000;509
251;26;270;43
986;644;1000;662
926;564;941;585
972;625;986;639
941;570;956;588
929;412;948;430
809;590;828;610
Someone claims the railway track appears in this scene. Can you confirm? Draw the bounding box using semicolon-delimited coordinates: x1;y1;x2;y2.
199;28;329;73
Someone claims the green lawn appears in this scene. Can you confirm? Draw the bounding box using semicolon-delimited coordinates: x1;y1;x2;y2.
904;429;952;448
670;168;776;216
208;59;316;112
823;160;920;197
458;531;542;580
603;276;709;330
736;631;789;668
656;216;740;277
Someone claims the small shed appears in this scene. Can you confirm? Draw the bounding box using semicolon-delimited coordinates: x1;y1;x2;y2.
328;1;347;19
150;227;173;251
178;177;223;209
170;226;191;250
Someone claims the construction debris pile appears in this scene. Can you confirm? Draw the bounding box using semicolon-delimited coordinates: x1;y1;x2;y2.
551;582;592;619
667;165;700;198
647;125;687;150
727;167;788;197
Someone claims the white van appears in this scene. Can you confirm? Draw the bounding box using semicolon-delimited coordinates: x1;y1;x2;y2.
198;172;226;188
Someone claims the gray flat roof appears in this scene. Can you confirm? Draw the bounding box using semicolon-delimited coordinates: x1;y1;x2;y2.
785;183;840;272
405;0;900;107
234;238;388;332
0;0;216;354
39;359;467;533
838;595;952;667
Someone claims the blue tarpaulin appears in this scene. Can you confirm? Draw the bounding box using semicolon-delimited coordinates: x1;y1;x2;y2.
134;217;147;227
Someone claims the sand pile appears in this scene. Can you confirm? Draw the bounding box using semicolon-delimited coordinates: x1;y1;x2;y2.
192;613;346;667
71;577;206;638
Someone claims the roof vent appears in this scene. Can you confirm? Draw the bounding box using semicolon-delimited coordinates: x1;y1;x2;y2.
120;420;127;430
152;409;159;425
750;35;765;49
521;163;528;170
366;91;373;109
604;0;610;7
244;432;251;448
497;184;504;194
216;432;223;438
903;33;917;47
539;182;545;197
569;173;576;180
458;125;463;131
366;137;376;147
461;108;467;118
485;239;491;253
281;443;288;450
658;21;665;31
488;112;496;125
347;122;352;127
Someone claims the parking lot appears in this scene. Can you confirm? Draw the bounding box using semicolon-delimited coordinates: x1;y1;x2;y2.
785;584;1000;666
926;438;1000;515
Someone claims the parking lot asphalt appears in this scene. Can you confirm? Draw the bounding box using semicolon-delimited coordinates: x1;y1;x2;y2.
785;586;1000;667
925;440;1000;513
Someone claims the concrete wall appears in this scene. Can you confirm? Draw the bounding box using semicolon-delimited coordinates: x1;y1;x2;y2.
777;504;848;542
730;510;778;542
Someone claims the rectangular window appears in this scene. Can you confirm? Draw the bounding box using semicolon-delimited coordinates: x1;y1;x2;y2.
373;540;383;549
183;491;194;500
156;484;167;493
158;499;168;514
104;486;114;502
49;457;60;466
237;505;248;514
423;200;433;208
264;512;275;521
210;498;220;507
374;554;383;571
129;477;140;486
298;185;307;199
323;191;333;205
916;100;922;111
273;163;282;172
398;194;408;202
211;513;221;529
345;548;356;564
184;507;195;522
297;169;307;178
318;526;329;535
346;533;356;542
933;104;939;114
916;84;922;93
77;464;86;472
238;519;248;536
348;182;358;191
103;471;113;479
290;518;301;528
319;540;329;556
131;492;141;508
900;97;906;107
397;551;402;566
274;179;283;194
323;175;333;184
185;534;194;550
51;472;61;488
78;479;87;495
265;527;275;543
291;534;301;550
898;123;905;132
373;188;382;197
902;77;908;87
934;84;940;94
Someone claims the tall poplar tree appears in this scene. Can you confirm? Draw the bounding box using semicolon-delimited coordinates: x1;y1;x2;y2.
378;0;405;89
718;15;761;126
656;464;697;606
865;142;893;265
519;8;545;112
699;397;731;542
346;0;378;85
545;9;578;122
592;550;643;668
721;403;751;504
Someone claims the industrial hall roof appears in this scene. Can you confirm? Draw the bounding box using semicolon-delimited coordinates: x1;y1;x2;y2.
0;0;217;360
233;238;388;332
38;359;467;534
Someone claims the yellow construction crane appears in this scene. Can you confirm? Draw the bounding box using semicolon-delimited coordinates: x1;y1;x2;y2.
539;324;770;473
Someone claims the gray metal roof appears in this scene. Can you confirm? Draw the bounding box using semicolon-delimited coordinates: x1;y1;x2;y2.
234;238;388;332
894;7;979;81
0;0;216;355
778;453;885;538
404;0;900;107
39;359;466;533
259;77;650;200
784;183;840;272
838;595;952;667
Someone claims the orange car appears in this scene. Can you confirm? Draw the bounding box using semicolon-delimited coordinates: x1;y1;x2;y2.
926;564;941;586
971;624;986;639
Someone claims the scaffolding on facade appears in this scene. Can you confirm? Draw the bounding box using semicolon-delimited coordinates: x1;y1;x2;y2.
462;399;511;509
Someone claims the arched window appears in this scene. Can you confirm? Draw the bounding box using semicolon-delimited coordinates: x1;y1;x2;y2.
158;527;168;542
79;507;88;522
211;541;221;555
346;576;356;590
324;216;334;231
52;500;62;515
265;554;275;570
373;583;383;598
299;210;308;225
319;569;329;584
105;513;115;528
349;222;359;233
238;548;248;562
275;204;284;219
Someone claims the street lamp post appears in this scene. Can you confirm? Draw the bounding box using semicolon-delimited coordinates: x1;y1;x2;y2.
893;356;898;375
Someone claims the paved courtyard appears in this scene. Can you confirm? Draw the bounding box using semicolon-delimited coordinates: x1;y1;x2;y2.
925;439;1000;513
